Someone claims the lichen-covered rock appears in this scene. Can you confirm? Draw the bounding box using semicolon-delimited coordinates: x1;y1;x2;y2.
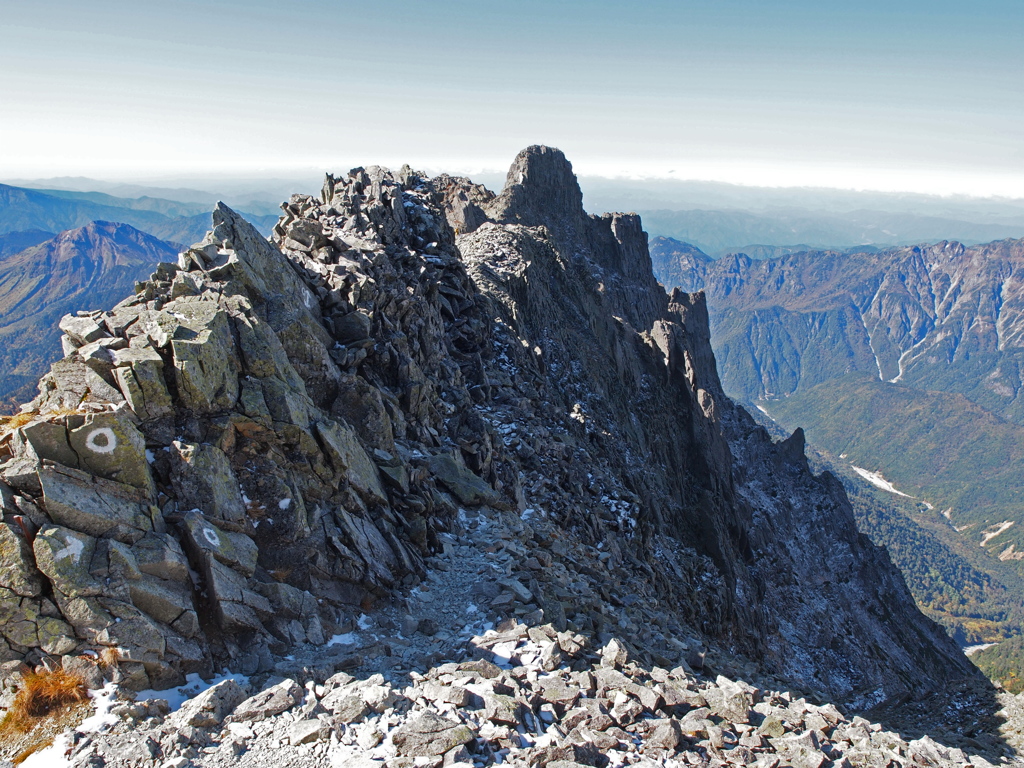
37;465;153;544
112;346;173;422
392;710;476;757
128;574;195;628
167;301;240;413
32;525;103;598
0;522;44;597
133;533;190;582
180;510;257;577
170;444;247;525
19;418;79;468
0;587;75;655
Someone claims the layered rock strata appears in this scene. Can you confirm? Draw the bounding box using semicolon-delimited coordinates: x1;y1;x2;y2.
0;148;977;714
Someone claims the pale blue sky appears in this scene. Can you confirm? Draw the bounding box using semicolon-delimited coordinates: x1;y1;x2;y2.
2;0;1022;195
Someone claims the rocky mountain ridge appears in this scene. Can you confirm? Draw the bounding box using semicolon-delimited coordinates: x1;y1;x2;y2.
0;183;276;254
664;238;1024;417
637;208;1024;258
0;147;991;763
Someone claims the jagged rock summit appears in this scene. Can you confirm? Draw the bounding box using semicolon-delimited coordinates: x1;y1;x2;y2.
0;147;983;748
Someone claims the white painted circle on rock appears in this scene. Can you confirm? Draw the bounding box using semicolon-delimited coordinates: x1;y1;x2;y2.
85;427;117;454
203;526;221;547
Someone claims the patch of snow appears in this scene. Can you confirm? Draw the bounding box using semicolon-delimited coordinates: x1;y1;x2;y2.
134;671;249;713
23;673;248;768
78;682;119;732
851;466;914;498
21;733;72;768
328;632;359;647
145;449;155;464
278;498;292;510
755;403;771;416
20;683;120;767
357;614;373;630
492;640;518;667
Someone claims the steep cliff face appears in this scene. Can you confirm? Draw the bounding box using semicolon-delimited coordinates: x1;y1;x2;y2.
652;238;1024;570
0;148;977;711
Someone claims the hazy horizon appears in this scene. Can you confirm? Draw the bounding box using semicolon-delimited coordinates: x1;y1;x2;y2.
7;169;1024;211
3;0;1022;197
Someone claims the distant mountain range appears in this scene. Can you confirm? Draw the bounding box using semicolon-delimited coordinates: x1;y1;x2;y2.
0;221;177;408
652;234;1024;647
639;208;1024;256
3;174;306;216
0;183;276;246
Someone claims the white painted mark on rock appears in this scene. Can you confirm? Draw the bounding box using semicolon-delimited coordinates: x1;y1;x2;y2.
203;526;221;547
85;427;117;454
55;536;85;565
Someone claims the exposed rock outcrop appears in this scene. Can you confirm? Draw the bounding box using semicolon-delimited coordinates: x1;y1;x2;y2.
0;148;979;720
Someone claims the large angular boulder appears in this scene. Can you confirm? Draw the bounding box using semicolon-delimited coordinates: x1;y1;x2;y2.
180;511;258;577
32;525;103;598
18;418;79;468
169;678;247;728
166;301;240;413
391;711;476;757
170;443;247;525
128;574;195;628
38;465;153;544
315;419;387;505
0;522;44;597
428;453;501;507
112;346;174;422
133;533;191;582
202;557;269;633
226;679;303;723
67;410;155;495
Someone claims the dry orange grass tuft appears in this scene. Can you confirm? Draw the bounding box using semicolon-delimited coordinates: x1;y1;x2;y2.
0;668;88;735
0;406;82;435
13;740;53;765
269;567;293;582
0;411;37;432
98;647;121;670
40;406;83;419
